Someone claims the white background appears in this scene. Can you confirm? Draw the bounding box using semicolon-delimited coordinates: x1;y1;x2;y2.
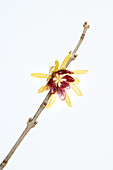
0;0;113;170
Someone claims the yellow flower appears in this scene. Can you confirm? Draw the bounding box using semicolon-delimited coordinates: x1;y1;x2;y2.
31;52;88;108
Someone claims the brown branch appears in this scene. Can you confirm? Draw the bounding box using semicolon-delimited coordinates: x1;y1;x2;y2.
0;21;89;170
0;91;51;170
66;21;90;67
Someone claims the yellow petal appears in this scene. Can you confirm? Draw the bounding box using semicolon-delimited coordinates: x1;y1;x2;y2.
65;91;72;107
60;52;72;69
73;77;79;85
70;82;82;96
38;85;48;93
46;93;57;108
49;66;55;74
73;70;88;74
47;74;52;82
48;60;59;81
31;73;48;78
54;60;59;71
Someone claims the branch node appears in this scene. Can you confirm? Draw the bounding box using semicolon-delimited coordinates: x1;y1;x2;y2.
74;54;78;58
27;117;38;128
34;121;38;125
81;33;85;40
2;159;8;167
27;117;33;124
43;102;47;107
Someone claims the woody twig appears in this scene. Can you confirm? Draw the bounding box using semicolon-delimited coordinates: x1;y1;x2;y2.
0;21;89;170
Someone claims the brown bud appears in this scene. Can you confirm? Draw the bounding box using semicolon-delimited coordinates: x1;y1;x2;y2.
74;54;78;58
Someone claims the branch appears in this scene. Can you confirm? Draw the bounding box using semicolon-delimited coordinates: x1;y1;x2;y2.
0;91;51;170
66;21;90;68
0;21;89;170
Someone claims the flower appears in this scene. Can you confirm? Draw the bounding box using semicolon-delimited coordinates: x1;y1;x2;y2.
31;52;88;108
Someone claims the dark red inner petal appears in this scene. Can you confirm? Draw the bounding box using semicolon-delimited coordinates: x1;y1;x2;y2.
62;75;75;82
50;85;57;94
55;70;74;75
57;86;66;101
47;78;55;87
61;81;70;89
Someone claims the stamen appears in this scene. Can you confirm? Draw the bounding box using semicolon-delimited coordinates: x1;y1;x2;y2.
58;82;61;87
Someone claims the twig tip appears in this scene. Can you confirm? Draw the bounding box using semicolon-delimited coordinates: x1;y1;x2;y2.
83;21;90;29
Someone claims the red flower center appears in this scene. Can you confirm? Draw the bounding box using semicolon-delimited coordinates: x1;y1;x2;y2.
47;70;75;100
